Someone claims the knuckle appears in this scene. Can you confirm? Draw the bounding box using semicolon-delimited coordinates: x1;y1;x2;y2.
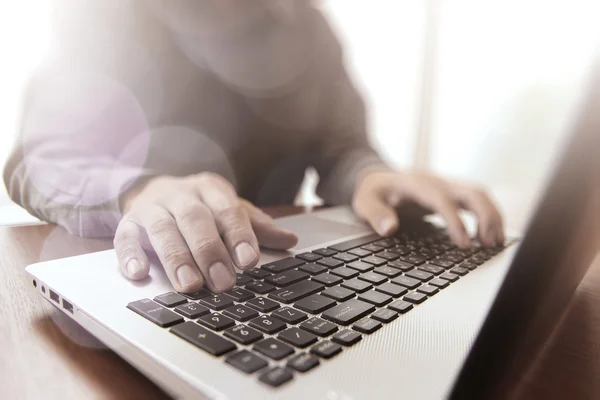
162;243;190;266
174;202;210;223
148;215;174;239
116;243;139;260
189;237;222;257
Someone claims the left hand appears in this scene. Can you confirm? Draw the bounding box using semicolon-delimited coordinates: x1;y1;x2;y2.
352;170;504;248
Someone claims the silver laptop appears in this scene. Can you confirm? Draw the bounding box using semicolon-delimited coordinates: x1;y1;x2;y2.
26;69;599;399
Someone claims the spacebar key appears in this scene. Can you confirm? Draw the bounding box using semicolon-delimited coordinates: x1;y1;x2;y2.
269;280;325;304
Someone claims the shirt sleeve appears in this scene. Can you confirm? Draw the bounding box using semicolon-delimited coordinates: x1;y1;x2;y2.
309;10;389;206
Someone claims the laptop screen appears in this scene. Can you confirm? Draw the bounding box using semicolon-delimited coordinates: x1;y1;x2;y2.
450;65;600;399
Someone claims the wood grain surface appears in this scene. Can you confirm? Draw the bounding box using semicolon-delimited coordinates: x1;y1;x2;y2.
0;207;598;399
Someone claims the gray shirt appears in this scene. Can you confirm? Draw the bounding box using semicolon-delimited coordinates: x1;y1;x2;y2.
3;1;384;237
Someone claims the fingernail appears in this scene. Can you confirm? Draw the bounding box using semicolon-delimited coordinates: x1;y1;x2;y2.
209;262;235;291
235;242;257;268
126;259;142;276
176;264;201;287
379;217;396;236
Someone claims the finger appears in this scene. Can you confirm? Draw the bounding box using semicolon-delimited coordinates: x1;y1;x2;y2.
455;187;504;247
193;174;260;270
352;191;399;236
140;206;205;293
403;181;470;248
242;201;299;249
114;217;150;280
166;197;236;292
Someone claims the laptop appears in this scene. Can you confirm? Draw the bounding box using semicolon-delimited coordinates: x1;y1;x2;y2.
26;69;599;399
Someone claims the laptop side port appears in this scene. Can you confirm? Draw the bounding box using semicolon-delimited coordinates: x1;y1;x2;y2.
62;299;74;314
49;289;60;304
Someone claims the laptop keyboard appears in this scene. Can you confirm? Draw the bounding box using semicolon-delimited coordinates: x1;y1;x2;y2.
126;224;509;388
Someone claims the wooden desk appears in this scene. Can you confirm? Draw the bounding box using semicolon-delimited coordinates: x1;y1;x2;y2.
0;207;598;399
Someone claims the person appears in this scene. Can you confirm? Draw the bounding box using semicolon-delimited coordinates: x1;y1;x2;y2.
3;1;503;294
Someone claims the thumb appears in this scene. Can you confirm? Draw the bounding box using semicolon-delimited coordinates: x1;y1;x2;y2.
242;201;299;250
353;192;399;237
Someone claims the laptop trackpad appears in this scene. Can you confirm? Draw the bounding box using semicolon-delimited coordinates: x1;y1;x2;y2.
275;214;371;251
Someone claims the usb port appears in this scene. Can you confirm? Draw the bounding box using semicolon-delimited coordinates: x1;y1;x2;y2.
49;289;60;304
62;299;74;314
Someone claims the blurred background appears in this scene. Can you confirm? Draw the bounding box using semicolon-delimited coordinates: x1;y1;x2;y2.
1;0;599;231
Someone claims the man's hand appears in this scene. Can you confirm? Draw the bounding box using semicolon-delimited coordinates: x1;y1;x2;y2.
352;170;504;248
114;173;298;293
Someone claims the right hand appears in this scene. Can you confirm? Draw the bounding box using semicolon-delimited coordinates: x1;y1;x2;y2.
114;173;298;293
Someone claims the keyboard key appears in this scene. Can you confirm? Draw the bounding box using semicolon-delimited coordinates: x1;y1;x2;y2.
317;257;344;269
245;281;276;294
313;248;337;257
246;296;280;313
294;294;336;314
265;270;310;287
321;286;355;302
269;280;325;304
328;233;380;252
198;312;236;331
353;318;382;334
374;239;394;248
376;252;399;261
403;291;427;304
296;252;322;262
371;308;398;323
373;266;402;278
248;315;287;334
417;264;445;275
333;252;359;263
174;302;210;319
362;255;387;266
375;282;408;298
391;275;421;289
348;248;371;257
223;325;263;345
271;307;308;324
398;254;427;265
258;367;294;387
442;254;465;263
154;292;188;307
243;268;271;279
440;272;459;282
312;273;343;287
199;294;235;311
222;304;259;322
321;299;375;325
332;329;362;346
429;278;450;288
287;353;320;373
388;299;414;313
170;322;236;359
341;278;372;293
358;291;392;307
390;246;411;256
405;269;434;282
262;257;305;274
226;350;268;374
347;260;374;272
180;289;211;300
300;317;339;337
310;340;343;359
430;259;455;269
236;274;253;286
358;272;387;285
387;260;414;272
127;299;184;327
461;261;479;271
451;267;469;276
254;338;294;360
224;287;255;302
330;266;359;280
298;263;328;275
361;244;385;253
417;285;439;296
278;327;318;348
